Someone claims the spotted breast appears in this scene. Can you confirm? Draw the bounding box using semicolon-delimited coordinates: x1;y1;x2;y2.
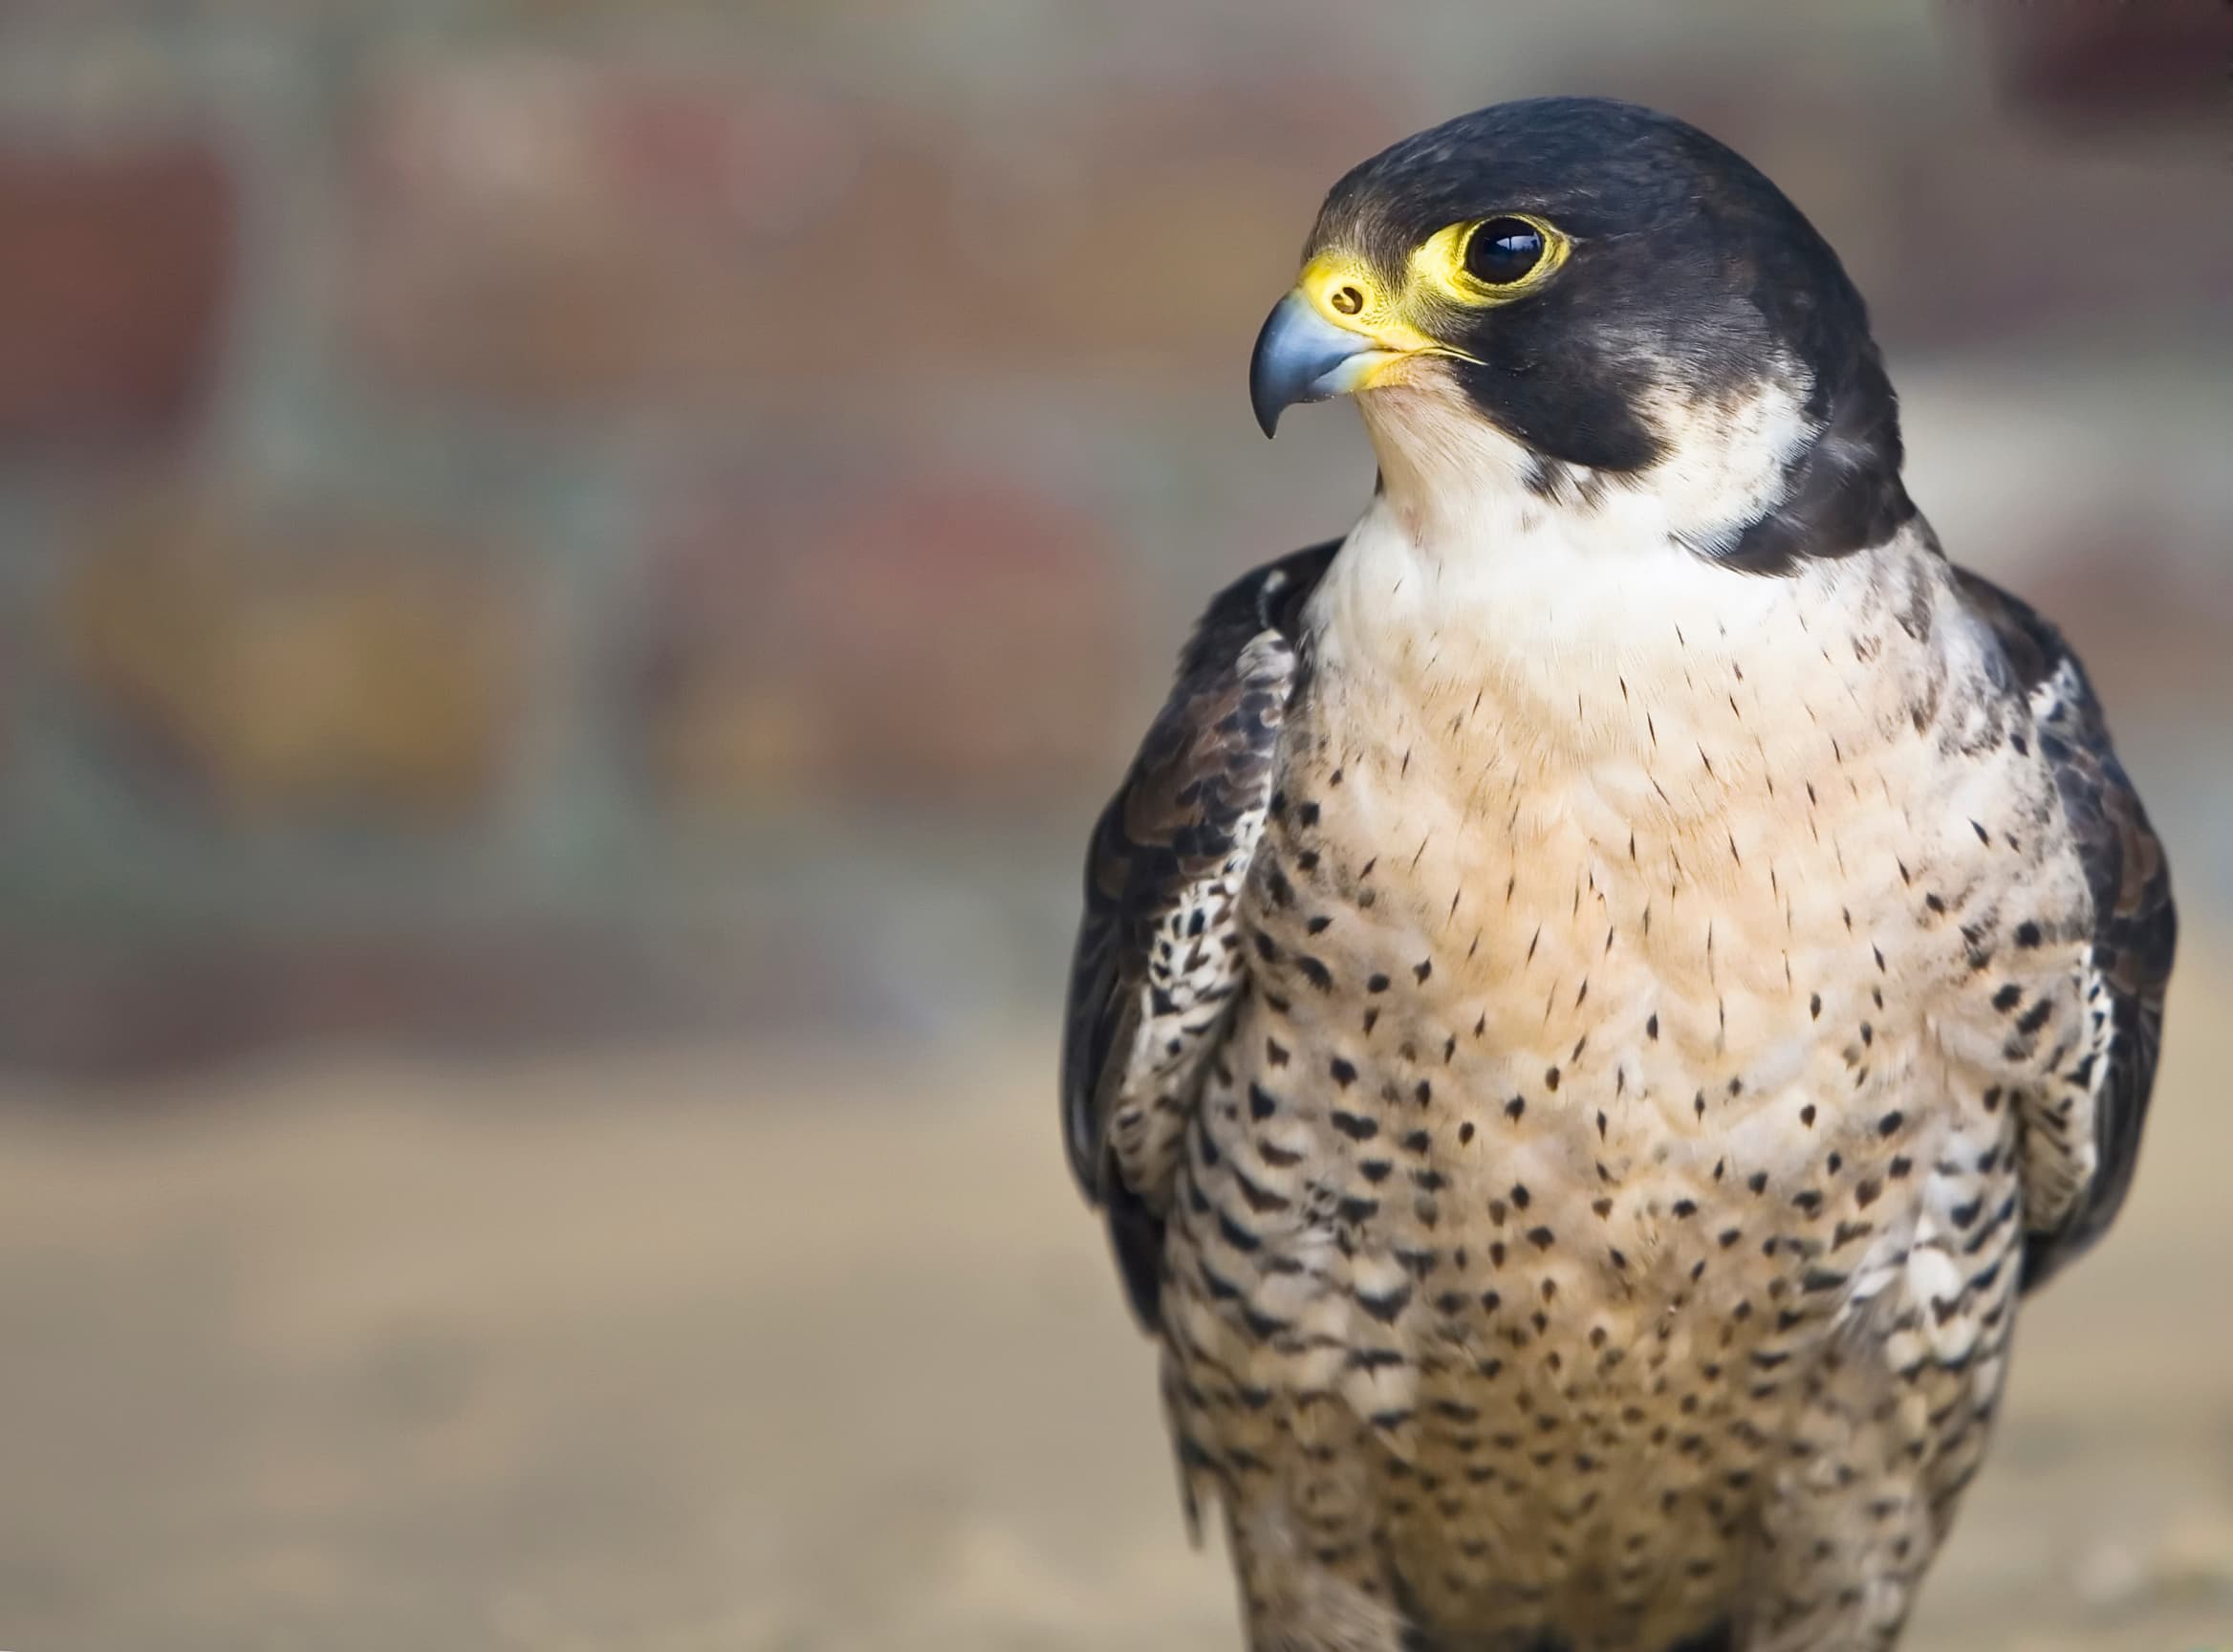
1069;500;2164;1652
1063;95;2173;1652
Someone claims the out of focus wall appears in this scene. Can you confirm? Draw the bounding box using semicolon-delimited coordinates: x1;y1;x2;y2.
0;1;2225;1074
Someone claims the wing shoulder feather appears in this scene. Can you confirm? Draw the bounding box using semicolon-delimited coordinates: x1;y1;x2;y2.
1957;567;2177;1289
1060;541;1336;1326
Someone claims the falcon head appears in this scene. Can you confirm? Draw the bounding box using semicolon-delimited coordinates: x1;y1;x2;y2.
1249;97;1913;568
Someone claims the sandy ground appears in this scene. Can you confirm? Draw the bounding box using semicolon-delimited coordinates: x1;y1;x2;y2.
1;957;2229;1652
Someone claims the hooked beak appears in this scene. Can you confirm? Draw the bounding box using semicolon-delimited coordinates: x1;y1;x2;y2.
1248;290;1397;437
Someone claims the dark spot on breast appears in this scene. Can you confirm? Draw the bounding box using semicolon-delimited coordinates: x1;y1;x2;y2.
1506;1097;1526;1120
1331;1109;1377;1141
1367;973;1391;994
1330;1057;1357;1088
1358;1283;1412;1323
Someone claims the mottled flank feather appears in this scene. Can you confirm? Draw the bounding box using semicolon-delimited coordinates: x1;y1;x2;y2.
1062;541;1336;1327
1954;570;2177;1287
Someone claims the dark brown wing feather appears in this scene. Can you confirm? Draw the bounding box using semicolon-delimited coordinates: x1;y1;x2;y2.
1062;542;1336;1327
1958;568;2177;1289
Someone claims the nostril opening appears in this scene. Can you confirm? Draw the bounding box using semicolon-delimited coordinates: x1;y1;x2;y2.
1331;285;1364;315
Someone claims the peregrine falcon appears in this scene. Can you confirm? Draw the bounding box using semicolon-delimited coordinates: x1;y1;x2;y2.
1059;98;2176;1652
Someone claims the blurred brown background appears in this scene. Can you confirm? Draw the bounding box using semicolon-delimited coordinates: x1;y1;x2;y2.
0;2;2227;1649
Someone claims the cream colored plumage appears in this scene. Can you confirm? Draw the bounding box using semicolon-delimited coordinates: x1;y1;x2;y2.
1061;98;2173;1652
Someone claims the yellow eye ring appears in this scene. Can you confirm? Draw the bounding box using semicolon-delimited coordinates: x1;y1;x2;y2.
1413;212;1571;305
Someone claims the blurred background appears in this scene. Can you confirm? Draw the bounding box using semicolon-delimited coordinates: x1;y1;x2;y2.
0;1;2226;1648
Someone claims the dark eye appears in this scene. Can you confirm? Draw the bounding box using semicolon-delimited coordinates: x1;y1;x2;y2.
1464;216;1547;286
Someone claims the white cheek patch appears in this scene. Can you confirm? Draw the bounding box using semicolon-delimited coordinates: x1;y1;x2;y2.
1357;359;1819;564
1636;372;1818;557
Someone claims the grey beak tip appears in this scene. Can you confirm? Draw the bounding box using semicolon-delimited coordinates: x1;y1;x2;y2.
1248;289;1369;444
1248;309;1290;438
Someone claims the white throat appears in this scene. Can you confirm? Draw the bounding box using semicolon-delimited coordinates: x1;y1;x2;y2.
1306;382;1920;804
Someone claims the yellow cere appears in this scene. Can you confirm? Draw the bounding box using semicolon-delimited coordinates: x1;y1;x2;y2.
1296;213;1572;371
1296;251;1448;357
